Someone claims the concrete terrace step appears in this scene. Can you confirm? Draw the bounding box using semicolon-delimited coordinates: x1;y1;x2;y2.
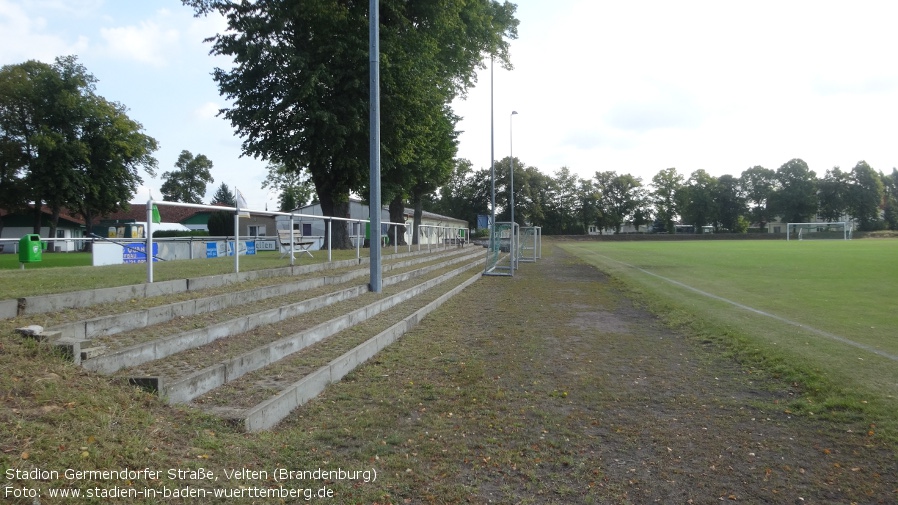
49;246;479;340
14;244;486;433
132;257;482;405
1;245;471;320
81;249;485;374
191;261;483;431
113;257;482;390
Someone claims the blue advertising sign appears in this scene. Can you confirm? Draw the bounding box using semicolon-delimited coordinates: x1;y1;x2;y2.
122;243;158;264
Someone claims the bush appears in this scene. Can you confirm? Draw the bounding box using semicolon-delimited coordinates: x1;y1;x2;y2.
207;211;235;236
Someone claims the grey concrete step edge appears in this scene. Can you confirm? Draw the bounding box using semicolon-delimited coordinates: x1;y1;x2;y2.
80;251;484;375
49;247;478;340
155;257;482;404
80;284;366;375
237;268;483;432
4;244;471;319
82;248;480;356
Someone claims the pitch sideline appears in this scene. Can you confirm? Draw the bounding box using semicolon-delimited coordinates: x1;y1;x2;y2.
580;250;898;363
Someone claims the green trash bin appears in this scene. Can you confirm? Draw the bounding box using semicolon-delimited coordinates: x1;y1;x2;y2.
19;234;43;264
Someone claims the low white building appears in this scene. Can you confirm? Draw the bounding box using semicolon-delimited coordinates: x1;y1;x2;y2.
275;199;468;250
0;206;86;252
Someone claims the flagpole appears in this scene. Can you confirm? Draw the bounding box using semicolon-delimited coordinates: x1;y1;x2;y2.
146;198;154;283
234;187;240;274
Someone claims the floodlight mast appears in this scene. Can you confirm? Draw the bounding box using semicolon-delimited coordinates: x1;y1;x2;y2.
369;0;382;292
490;57;495;257
510;110;518;270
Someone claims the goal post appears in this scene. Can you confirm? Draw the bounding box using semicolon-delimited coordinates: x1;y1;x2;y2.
518;226;542;263
786;222;851;241
484;221;517;276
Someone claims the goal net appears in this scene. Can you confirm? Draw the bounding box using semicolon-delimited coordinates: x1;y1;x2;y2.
786;222;852;241
518;226;542;263
484;222;517;276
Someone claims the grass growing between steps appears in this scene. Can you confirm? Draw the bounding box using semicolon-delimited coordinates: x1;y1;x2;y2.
2;242;898;503
0;247;411;299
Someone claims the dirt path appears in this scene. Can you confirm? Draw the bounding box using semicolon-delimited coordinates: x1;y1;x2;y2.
292;243;897;504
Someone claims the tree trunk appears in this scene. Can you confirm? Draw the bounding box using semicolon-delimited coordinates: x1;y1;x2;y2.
48;205;61;252
388;195;407;246
317;191;351;249
82;209;94;252
411;189;424;246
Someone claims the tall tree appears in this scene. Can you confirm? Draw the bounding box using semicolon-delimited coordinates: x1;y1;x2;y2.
160;150;214;204
846;161;884;231
433;159;477;223
543;167;582;234
405;108;460;245
714;174;746;232
770;158;817;224
184;0;518;249
516;166;551;230
74;96;158;244
630;189;653;232
262;160;314;212
578;178;602;235
594;171;643;234
0;57;90;236
0;56;156;242
211;182;236;207
651;167;683;233
491;156;535;226
678;169;718;232
817;166;849;222
881;169;898;231
740;165;776;231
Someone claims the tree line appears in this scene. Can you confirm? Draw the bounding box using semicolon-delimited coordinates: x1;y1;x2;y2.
429;157;898;235
0;56;158;241
184;0;519;248
0;55;239;241
4;1;520;249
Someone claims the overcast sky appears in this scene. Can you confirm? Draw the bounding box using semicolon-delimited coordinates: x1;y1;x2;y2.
3;0;898;211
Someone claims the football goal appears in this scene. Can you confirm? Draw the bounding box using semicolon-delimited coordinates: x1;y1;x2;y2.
786;222;852;241
484;222;517;276
518;226;542;263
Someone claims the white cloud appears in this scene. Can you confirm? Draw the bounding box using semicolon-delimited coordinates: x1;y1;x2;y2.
0;0;89;62
193;101;221;120
99;20;180;67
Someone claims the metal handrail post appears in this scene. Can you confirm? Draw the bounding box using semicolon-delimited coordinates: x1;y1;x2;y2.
289;216;295;266
146;199;154;283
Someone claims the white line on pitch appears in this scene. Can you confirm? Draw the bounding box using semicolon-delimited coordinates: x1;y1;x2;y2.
588;251;898;363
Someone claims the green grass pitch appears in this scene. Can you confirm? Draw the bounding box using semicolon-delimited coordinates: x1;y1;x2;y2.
561;238;898;433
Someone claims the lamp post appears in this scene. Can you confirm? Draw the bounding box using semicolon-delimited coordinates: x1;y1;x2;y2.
489;57;496;260
510;110;518;269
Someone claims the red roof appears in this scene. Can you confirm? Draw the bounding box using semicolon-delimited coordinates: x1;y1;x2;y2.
0;205;85;226
102;203;208;224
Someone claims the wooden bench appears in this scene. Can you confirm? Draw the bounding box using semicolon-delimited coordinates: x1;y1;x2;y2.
277;230;315;259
